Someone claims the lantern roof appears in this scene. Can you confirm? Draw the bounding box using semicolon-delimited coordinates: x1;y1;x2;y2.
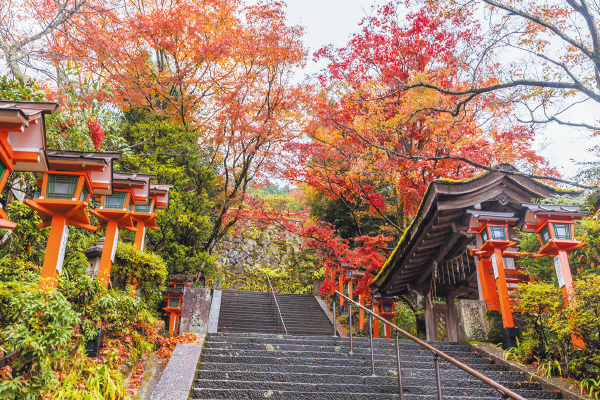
521;203;586;232
0;100;59;173
466;210;519;232
112;172;155;205
150;183;173;210
44;150;121;195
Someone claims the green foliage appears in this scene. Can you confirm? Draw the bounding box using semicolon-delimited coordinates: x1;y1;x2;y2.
118;110;215;275
0;76;45;101
514;231;556;281
0;201;48;265
392;301;417;336
2;287;79;397
111;242;167;306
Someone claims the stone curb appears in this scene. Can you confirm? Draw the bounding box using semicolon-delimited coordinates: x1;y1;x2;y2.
470;342;590;400
314;295;345;337
207;290;221;333
148;338;205;400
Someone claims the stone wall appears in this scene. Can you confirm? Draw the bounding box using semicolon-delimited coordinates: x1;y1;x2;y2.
211;224;318;294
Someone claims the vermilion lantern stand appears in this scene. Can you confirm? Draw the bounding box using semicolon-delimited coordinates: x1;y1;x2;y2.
522;203;588;349
25;151;120;289
132;184;172;251
164;277;192;335
467;210;520;348
88;172;155;288
0;101;58;228
379;298;397;339
372;297;381;339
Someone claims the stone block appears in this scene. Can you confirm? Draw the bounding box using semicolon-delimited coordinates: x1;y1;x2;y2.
179;288;211;334
455;299;490;345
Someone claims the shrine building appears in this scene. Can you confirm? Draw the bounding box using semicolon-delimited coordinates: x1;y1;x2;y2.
370;164;581;348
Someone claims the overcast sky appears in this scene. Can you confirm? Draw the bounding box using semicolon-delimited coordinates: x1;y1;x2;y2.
283;0;598;181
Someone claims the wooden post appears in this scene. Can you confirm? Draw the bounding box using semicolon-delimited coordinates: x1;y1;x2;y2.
385;319;391;339
339;274;344;306
168;312;177;335
446;292;457;342
97;220;119;289
134;221;146;251
348;280;353;302
359;295;364;330
425;296;436;341
493;248;514;328
38;215;68;290
557;249;586;349
477;257;500;310
373;304;380;338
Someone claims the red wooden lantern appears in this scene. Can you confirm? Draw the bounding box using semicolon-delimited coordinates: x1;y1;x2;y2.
131;183;172;251
0;101;58;228
163;279;192;335
522;203;587;349
88;172;155;288
26;150;120;289
468;210;520;345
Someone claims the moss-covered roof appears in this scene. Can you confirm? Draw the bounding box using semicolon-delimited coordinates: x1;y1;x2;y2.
371;166;582;294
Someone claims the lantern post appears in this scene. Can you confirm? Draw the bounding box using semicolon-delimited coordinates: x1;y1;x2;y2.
25;151;120;289
0;101;58;228
467;210;520;348
522;203;588;349
164;275;193;335
379;298;397;339
132;184;172;251
88;173;155;288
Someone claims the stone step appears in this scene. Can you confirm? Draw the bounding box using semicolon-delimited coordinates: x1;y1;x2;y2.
201;348;479;360
199;354;504;370
196;361;525;381
190;388;505;399
203;341;472;356
195;370;542;390
192;379;560;398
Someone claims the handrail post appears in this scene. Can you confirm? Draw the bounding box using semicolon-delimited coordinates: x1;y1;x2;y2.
333;299;337;337
348;302;353;355
395;330;403;398
369;314;375;376
433;352;442;400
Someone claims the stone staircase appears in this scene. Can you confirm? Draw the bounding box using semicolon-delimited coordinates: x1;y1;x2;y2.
193;290;563;399
191;332;562;399
217;290;334;336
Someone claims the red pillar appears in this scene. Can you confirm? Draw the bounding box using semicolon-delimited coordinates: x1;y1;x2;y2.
477;257;500;310
373;305;380;338
359;295;364;330
557;249;586;349
134;221;146;251
98;220;119;289
339;274;344;306
493;248;514;328
39;215;68;290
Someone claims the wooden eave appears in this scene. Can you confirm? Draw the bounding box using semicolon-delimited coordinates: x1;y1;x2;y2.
371;164;580;298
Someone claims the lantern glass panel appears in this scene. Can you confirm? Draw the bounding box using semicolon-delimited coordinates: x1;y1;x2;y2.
175;283;184;288
0;159;6;180
553;223;572;240
347;270;352;277
104;192;127;209
168;297;180;308
47;175;79;199
79;184;89;202
480;229;489;244
383;303;393;313
490;226;506;241
540;225;551;245
134;204;151;213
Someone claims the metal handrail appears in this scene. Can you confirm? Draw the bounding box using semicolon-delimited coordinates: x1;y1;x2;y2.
335;290;525;400
267;275;288;335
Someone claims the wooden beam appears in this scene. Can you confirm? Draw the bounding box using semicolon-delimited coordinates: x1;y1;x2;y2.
416;231;463;285
437;185;503;211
